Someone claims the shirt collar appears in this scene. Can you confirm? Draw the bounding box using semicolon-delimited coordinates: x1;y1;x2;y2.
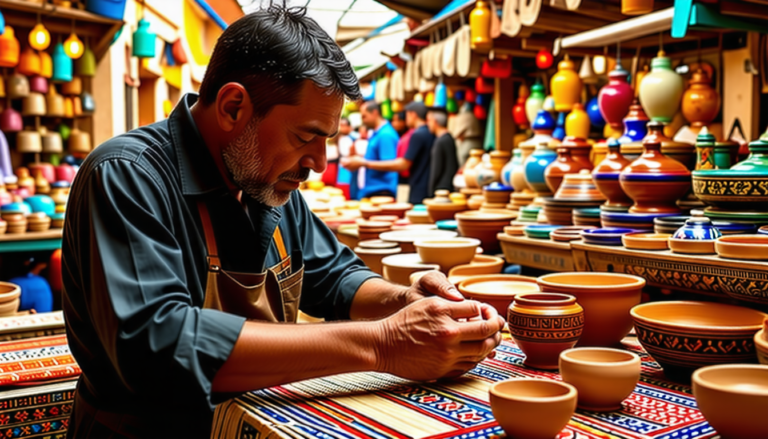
168;93;228;196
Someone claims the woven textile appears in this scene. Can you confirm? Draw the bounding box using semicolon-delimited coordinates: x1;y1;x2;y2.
0;336;80;387
0;380;76;438
212;336;716;439
0;312;66;342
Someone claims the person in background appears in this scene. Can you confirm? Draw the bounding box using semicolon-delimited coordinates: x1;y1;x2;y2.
391;111;407;136
451;105;483;166
355;101;399;199
342;102;434;205
336;118;354;199
392;111;412;202
427;109;459;196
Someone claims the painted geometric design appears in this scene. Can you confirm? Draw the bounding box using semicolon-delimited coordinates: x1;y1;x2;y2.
0;336;80;386
693;177;768;200
212;337;719;439
0;380;75;439
507;314;584;343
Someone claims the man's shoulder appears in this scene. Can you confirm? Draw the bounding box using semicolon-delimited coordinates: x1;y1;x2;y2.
82;121;173;171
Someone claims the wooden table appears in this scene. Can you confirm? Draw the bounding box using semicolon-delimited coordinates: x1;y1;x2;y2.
572;240;768;308
497;234;574;272
0;229;62;253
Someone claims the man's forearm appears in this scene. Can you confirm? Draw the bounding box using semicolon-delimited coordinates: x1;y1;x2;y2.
364;157;410;172
349;277;411;320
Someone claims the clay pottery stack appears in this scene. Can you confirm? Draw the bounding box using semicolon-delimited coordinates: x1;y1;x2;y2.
379;203;413;219
593;138;632;211
446;255;504;285
26;212;51;232
370;196;395;206
559;347;641;412
50;212;65;229
379;229;457;253
354;240;401;275
414;237;480;273
517;205;542;223
600;211;674;231
359;204;382;219
631;301;768;381
542;172;606;226
538;272;644;347
693;364;768;439
544;136;593;194
620;121;691;214
2;213;27;234
424;190;467;222
381;253;440;285
572;208;602;227
455;210;516;252
458;274;539;316
466;194;484;210
507;292;584;370
0;282;21;317
489;379;577;439
356;220;393;242
756;319;768;365
622;232;671;250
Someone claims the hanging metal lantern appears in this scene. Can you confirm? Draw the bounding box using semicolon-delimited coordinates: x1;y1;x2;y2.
52;42;73;82
39;51;53;78
132;18;156;58
75;42;96;76
0;26;20;68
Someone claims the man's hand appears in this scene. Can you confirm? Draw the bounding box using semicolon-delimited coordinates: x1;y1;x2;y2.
405;271;464;304
374;298;504;381
341;155;366;171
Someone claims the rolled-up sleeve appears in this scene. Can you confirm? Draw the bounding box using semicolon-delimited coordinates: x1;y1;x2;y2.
290;194;379;321
67;157;245;409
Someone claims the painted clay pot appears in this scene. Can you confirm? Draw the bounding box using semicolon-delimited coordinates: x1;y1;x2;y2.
559;347;641;412
593;138;632;209
620;121;691;214
587;96;605;129
638;50;683;123
598;65;633;131
682;69;719;130
550;55;582;113
565;103;590;139
525;83;546;125
553;172;605;202
545;138;593;194
463;149;484;189
694;126;717;170
507;293;584;370
618;99;648;144
538;272;644;347
459;274;539;316
489;379;577;439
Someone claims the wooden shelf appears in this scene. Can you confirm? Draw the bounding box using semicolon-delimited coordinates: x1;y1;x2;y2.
498;233;575;272
0;229;62;253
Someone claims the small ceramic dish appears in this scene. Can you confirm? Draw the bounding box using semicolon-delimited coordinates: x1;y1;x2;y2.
692;364;768;439
457;274;539;316
489;379;577;439
559;347;641;412
357;239;399;250
523;224;564;240
755;319;768;365
622;232;671;250
435;219;458;231
414;238;481;272
550;226;596;242
715;235;768;260
504;224;526;236
668;238;716;255
580;228;636;246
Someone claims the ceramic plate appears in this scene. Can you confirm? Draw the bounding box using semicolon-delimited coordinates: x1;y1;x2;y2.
524;224;564;239
622;232;671;250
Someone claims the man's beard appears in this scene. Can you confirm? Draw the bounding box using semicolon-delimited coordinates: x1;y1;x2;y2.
222;117;310;207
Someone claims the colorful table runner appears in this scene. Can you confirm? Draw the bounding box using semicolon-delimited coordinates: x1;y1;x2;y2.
212;336;716;438
0;336;80;387
0;380;76;439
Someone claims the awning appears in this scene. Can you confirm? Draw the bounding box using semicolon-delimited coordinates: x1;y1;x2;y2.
376;0;454;21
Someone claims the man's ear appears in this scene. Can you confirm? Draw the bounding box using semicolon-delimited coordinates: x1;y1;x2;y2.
215;83;254;133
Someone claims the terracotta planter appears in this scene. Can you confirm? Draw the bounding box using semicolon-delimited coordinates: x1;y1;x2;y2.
489;379;577;439
538;272;644;347
559;347;641;411
682;69;719;129
507;293;584;370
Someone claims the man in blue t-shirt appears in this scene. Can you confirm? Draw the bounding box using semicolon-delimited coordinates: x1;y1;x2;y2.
350;101;399;198
341;101;435;204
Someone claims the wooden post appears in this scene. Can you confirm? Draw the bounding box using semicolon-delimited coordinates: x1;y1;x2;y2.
494;76;516;151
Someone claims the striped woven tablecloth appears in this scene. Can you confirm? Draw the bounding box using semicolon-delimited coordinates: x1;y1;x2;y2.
211;336;716;438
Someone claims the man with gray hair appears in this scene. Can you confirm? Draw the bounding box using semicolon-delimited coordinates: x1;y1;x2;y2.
427;109;459;196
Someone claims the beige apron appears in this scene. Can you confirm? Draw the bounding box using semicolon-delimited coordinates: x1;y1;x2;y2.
197;201;303;323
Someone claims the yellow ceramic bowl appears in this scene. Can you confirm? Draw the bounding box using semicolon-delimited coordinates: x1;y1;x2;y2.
668;237;716;255
489;379;577;439
381;253;440;286
622;232;671;250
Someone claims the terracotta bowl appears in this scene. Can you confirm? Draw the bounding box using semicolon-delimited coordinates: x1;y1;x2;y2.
668;237;716;254
457;274;539;316
336;224;359;249
425;201;468;223
380;203;414;218
630;301;768;380
538;272;645;347
756;320;768;365
715;235;768;260
622;232;671;250
692;364;768;439
381;253;441;286
414;238;480;272
447;255;504;285
559;347;641;412
551;226;596;242
354;246;402;275
456;210;516;253
405;209;432;224
0;282;21;303
0;298;19;317
489;379;577;439
379;230;457;254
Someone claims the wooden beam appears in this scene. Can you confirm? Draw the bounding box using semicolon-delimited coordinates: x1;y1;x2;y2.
719;1;768;21
494;77;517;152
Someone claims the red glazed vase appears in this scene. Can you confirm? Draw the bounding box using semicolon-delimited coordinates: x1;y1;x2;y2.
593;139;632;209
544;137;593;193
507;292;584;370
598;66;634;130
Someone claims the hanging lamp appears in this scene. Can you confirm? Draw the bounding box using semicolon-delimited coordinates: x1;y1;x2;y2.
64;32;84;59
0;26;19;68
469;0;492;52
132;18;156;58
75;39;96;76
29;16;50;51
52;41;73;82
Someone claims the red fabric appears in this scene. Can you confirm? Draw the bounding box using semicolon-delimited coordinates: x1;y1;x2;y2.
321;162;338;187
396;128;414;178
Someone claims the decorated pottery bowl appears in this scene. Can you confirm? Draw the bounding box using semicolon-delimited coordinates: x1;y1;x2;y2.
559;347;641;412
457;274;539;316
668;237;716;255
447;255;504;285
756;319;768;365
414;238;480;272
601;211;676;230
672;217;722;240
538;272;644;347
489;379;577;439
692;138;768;209
381;253;440;286
580;228;636;246
553;171;605;202
703;207;768;227
692;364;768;439
631;301;768;380
715;235;768;260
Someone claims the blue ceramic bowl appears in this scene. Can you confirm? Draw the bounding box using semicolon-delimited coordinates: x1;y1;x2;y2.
484;182;513;192
1;202;31;215
601;211;679;223
672;218;722;240
581;228;636;246
24;195;56;216
436;220;458;231
573;208;602;218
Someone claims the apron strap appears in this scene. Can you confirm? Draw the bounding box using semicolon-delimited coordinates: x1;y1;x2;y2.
273;225;288;261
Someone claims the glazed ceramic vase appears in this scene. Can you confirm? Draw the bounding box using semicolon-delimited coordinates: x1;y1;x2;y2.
618;99;648;144
470;0;492;52
513;84;529;128
682;69;719;130
520;110;555;193
463;149;483;188
525;83;546;124
525;142;558;200
550;55;582;113
507;293;584;370
552;112;566;141
598;65;633;132
593;139;632;210
545;137;593;193
620;122;691;214
565;103;590;139
477;150;510;187
501;148;522;188
638;51;683;123
511;145;535;195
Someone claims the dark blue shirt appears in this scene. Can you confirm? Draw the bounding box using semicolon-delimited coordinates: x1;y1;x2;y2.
404;124;436;204
62;94;378;437
360;121;398;198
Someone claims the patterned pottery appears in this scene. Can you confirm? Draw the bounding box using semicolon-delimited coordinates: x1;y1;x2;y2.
693;364;768;439
550;55;582;113
381;253;440;285
414;237;480;272
638;50;684;123
694;127;717;170
458;274;539;316
559;347;641;412
525;83;546;125
593;138;632;209
447;255;504;285
622;232;671;250
553;172;604;201
682;69;719;130
598;65;634;131
620;122;691;214
550;226;596;242
756;320;768;365
489;379;577;439
631;301;768;380
538;272;644;347
544;137;593;193
715;235;768;260
511;144;535;196
600;211;674;231
508;293;584;370
703;208;768;226
692;138;768;208
618;99;648;144
463;149;484;189
672;217;721;240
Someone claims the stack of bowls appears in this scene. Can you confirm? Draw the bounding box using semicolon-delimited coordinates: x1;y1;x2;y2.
482;183;513;211
26;212;51;232
542;172;605;226
356;219;393;242
572;208;601;227
517;205;541;223
0;282;21;318
379;229;457;253
50;212;65;229
0;219;6;235
580;228;636;246
654;215;757;235
359;204;382;219
456;210;516;252
354;240;401;275
2;213;27;234
405;207;432;224
508;191;535;212
601;211;676;231
424;190;467;222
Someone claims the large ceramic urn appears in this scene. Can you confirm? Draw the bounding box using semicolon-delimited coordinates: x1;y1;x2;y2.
463;149;484;189
638;51;683;123
681;69;720;131
598;65;633;132
618;99;649;144
525;83;546;124
565;103;590;139
593;138;632;210
550;55;582;113
620;121;691;214
545;137;593;193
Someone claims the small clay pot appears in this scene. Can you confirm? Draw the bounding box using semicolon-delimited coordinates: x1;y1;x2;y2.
545;137;593;194
489;379;577;439
559;347;641;411
508;293;584;370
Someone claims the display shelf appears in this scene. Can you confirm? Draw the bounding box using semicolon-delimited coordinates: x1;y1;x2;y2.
0;229;63;253
498;233;575;272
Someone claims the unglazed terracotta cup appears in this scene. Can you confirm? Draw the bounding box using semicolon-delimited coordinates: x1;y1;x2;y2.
559;347;641;411
447;255;504;285
414;237;480;272
458;275;539;316
507;293;584;370
692;364;768;439
756;319;768;365
381;253;440;286
489;379;577;439
537;272;644;347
